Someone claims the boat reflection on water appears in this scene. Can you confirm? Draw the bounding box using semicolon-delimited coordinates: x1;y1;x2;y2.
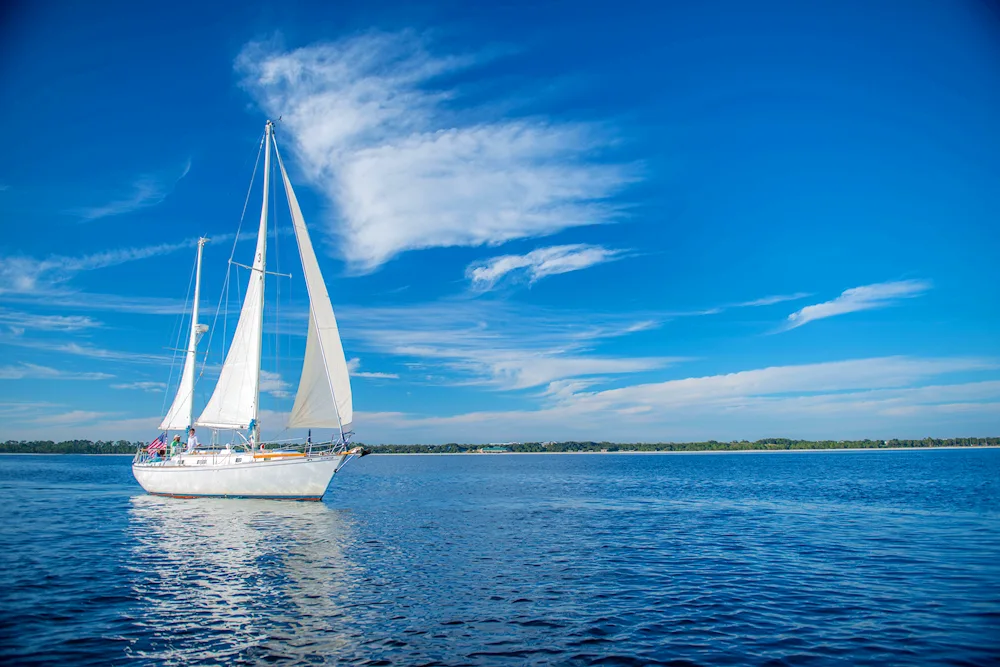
125;495;362;664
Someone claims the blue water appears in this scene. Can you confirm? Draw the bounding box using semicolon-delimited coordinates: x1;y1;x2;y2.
0;450;998;666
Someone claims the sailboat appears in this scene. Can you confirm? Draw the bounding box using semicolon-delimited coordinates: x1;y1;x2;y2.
132;120;363;501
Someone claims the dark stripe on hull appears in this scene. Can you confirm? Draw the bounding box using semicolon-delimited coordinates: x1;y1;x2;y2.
148;492;323;501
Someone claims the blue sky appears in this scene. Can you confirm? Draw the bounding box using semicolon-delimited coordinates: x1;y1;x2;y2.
1;0;998;443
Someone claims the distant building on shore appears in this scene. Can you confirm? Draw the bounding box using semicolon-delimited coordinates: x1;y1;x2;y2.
478;444;513;453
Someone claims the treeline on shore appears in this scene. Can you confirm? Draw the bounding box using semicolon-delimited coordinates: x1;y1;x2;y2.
0;440;145;454
366;437;999;454
4;437;995;455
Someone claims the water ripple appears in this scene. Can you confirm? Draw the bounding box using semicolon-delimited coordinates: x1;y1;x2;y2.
0;450;999;665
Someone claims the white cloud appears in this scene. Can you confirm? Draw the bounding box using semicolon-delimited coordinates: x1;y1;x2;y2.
734;292;812;308
2;358;996;443
259;369;292;398
346;357;399;379
0;309;101;332
238;32;637;272
783;280;931;330
0;291;188;315
0;238;200;297
29;410;117;425
0;363;113;380
346;356;1000;443
0;338;168;365
0;401;61;417
340;301;674;390
562;356;994;413
481;353;667;390
467;244;626;291
1;413;162;441
111;381;166;392
76;160;191;222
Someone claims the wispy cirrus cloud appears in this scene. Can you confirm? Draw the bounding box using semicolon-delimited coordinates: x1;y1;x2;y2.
6;357;997;442
347;356;1000;444
27;410;119;425
111;381;166;392
340;301;676;391
0;291;188;316
734;292;812;308
0;238;198;297
0;309;101;333
782;280;931;331
563;355;993;413
467;244;626;291
347;358;399;379
238;31;638;272
0;363;113;381
76;160;191;222
0;337;168;365
0;413;162;440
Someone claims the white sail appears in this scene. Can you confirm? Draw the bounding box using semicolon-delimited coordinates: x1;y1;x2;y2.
196;127;271;430
160;350;196;430
273;137;353;433
160;239;208;431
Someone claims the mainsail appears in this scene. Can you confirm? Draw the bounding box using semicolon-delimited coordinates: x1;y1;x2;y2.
196;126;271;430
274;137;353;432
160;238;208;430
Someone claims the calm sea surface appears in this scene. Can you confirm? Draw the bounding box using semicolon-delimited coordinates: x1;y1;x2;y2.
0;450;998;666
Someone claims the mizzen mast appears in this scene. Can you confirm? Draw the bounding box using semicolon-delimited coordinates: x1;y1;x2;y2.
160;236;209;431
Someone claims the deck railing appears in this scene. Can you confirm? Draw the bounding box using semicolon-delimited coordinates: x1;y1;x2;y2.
133;440;352;466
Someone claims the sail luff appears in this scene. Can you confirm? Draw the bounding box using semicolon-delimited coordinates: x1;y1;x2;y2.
271;133;353;433
159;238;207;431
195;123;271;431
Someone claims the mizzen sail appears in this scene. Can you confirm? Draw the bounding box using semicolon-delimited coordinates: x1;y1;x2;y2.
160;238;208;430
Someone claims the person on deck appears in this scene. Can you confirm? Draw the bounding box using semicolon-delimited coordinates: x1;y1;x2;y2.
171;435;181;457
186;428;200;453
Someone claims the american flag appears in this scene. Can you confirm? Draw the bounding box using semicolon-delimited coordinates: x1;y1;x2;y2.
147;433;167;453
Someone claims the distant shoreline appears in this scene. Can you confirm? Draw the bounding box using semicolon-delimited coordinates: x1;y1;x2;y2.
1;445;997;456
369;445;1000;455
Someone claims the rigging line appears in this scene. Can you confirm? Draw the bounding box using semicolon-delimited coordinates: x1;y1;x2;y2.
234;264;243;330
222;257;229;374
160;251;198;418
197;129;265;381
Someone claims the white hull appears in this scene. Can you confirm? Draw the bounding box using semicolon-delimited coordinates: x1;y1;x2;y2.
132;452;345;500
